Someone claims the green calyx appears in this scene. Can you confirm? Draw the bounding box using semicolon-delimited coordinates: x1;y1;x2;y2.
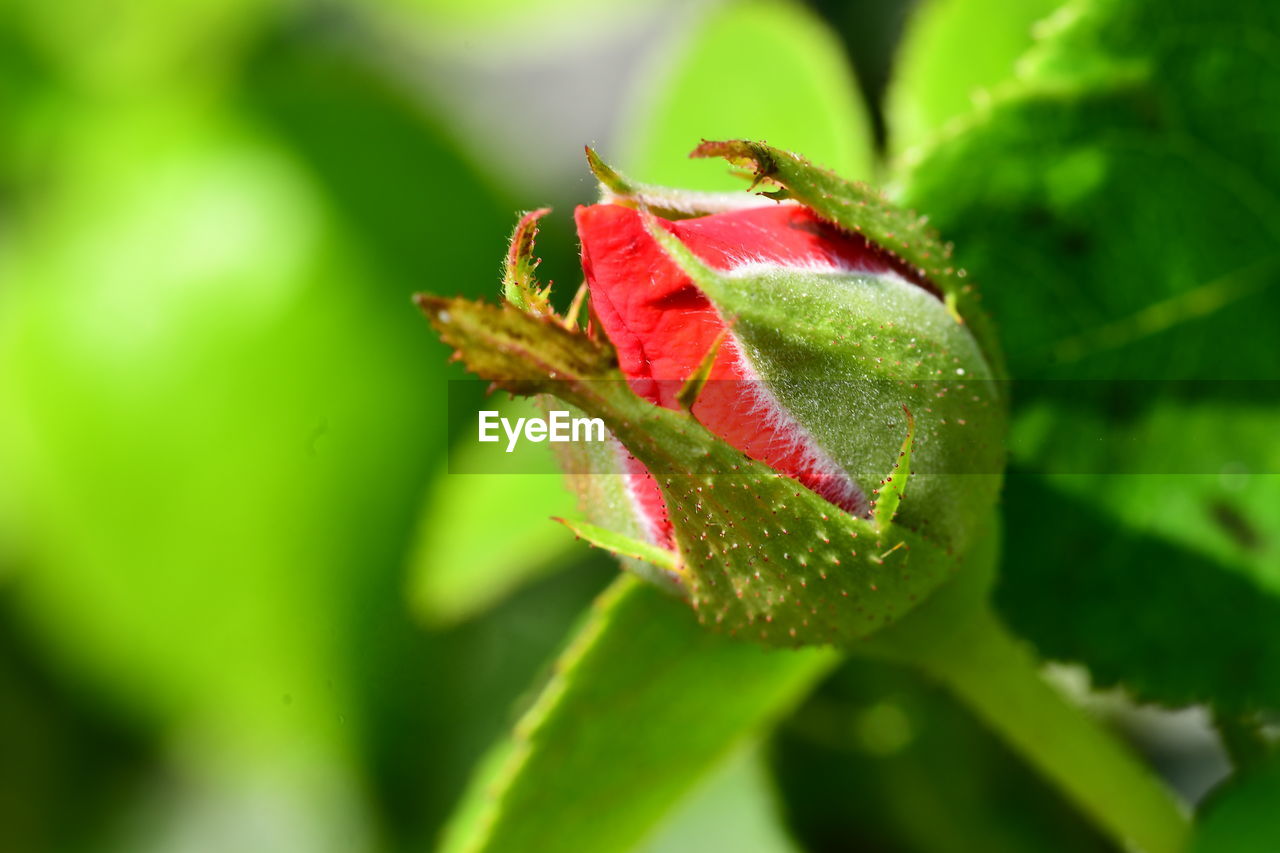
419;292;969;646
418;141;1009;649
641;206;1005;556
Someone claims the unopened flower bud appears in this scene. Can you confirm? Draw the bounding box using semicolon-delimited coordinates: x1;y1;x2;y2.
420;141;1007;647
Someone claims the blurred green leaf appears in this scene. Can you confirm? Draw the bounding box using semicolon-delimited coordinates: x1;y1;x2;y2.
900;0;1280;710
619;0;875;187
636;743;801;853
2;109;357;744
364;558;613;849
1192;755;1280;853
1008;397;1280;592
3;0;271;93
248;22;605;632
886;0;1062;157
440;576;837;853
770;656;1115;853
901;0;1280;381
0;15;515;804
999;473;1280;713
409;395;581;626
243;27;514;291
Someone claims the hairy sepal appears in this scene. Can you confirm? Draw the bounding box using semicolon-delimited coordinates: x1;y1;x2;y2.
549;405;683;594
502;208;554;314
418;293;963;647
691;140;1006;378
585;146;785;220
641;216;1006;556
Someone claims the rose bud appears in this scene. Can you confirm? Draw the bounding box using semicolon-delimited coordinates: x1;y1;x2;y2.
420;141;1007;647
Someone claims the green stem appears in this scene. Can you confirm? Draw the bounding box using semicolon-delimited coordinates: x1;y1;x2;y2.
912;607;1190;853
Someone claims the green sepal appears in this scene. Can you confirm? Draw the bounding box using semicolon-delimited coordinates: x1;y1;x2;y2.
413;293;617;397
585;146;786;220
553;517;681;576
691;139;1006;378
873;407;915;534
675;325;729;413
640;211;1006;556
419;293;966;647
502;208;553;313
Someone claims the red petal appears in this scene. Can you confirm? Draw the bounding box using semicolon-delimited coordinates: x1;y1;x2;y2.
576;203;888;546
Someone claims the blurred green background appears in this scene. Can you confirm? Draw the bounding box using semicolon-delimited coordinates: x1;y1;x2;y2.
2;0;1275;850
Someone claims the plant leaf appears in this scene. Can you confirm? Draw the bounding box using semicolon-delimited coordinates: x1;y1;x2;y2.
636;743;803;853
897;0;1280;380
618;0;875;188
439;575;837;853
900;0;1280;710
410;397;582;626
998;472;1280;713
1192;754;1280;852
885;0;1063;158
